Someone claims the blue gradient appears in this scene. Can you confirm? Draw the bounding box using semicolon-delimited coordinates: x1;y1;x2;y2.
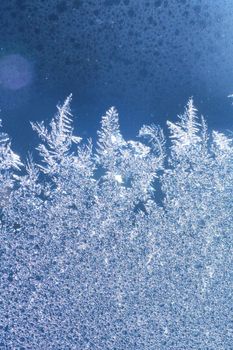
0;1;233;157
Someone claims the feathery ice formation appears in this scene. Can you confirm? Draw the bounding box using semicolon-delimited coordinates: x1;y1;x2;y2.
0;96;232;349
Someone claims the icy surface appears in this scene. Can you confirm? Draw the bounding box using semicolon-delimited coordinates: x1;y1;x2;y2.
0;97;232;349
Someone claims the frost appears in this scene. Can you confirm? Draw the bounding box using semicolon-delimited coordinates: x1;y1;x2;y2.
0;97;232;349
167;97;201;152
114;174;123;183
0;119;22;172
212;130;232;151
31;94;82;175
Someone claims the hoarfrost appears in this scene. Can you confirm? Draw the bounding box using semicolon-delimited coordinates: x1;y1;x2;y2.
0;97;232;349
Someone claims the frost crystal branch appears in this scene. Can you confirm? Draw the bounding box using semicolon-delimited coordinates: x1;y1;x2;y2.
31;94;81;174
167;97;201;152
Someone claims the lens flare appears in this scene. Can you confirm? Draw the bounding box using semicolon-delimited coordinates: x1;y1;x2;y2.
0;54;33;90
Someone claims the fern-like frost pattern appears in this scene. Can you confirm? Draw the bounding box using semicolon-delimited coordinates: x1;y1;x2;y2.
0;97;232;349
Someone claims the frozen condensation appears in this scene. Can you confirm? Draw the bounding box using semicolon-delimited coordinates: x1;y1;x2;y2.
0;97;232;349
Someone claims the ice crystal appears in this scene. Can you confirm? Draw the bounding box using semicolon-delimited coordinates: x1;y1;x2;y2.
0;97;232;349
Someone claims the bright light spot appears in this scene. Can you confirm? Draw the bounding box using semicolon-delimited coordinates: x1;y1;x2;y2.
114;174;123;183
0;54;33;90
111;135;117;143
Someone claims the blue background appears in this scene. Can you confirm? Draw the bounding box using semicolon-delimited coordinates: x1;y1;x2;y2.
1;0;233;157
